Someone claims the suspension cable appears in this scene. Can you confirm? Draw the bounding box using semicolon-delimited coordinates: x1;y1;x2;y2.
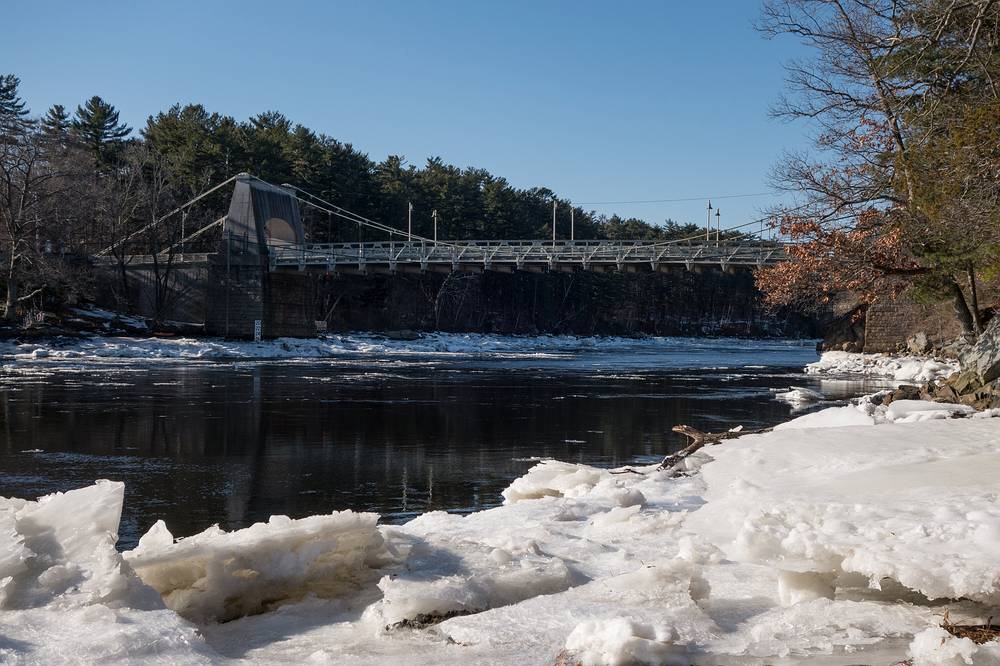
96;174;239;256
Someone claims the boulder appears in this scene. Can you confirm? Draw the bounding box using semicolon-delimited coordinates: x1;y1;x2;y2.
818;305;865;352
906;332;932;355
882;384;922;406
948;370;983;396
939;335;974;360
960;317;1000;383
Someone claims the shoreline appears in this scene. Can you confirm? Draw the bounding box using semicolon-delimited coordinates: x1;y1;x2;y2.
2;352;997;665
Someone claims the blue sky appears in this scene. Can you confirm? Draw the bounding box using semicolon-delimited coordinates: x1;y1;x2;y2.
5;1;810;232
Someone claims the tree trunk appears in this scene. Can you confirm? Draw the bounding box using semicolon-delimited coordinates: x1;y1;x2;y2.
4;255;17;321
948;278;976;336
968;265;984;335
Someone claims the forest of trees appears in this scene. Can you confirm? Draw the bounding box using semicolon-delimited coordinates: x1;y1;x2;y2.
754;0;1000;338
0;75;710;323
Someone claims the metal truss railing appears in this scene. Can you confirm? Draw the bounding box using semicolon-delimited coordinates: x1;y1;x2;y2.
266;239;787;272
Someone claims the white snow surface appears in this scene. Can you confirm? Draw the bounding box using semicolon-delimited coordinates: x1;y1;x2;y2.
4;406;1000;664
807;351;959;383
0;333;741;362
774;386;826;408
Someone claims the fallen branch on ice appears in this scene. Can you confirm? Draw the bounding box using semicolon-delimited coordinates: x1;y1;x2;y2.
658;424;771;472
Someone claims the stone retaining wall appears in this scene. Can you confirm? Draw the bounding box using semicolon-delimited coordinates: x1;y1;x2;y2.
864;294;961;352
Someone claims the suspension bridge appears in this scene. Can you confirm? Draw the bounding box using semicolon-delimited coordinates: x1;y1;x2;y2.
93;173;791;338
99;173;788;275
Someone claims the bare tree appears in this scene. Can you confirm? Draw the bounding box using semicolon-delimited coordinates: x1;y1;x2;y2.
757;0;1000;335
0;127;85;320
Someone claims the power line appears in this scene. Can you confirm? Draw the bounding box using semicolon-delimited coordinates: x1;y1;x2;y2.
575;192;776;206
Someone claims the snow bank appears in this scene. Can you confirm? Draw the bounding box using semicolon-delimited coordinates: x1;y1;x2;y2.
440;560;717;666
500;460;605;503
908;627;978;665
774;405;876;429
124;511;388;622
807;351;958;383
564;617;682;666
0;332;817;368
6;410;1000;664
689;418;1000;605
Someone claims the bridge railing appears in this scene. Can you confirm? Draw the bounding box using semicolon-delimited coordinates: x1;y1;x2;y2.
265;239;787;270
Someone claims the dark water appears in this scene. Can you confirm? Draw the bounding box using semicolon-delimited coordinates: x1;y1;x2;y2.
0;337;883;549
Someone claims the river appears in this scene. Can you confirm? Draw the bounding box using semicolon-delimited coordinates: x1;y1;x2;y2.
0;335;883;549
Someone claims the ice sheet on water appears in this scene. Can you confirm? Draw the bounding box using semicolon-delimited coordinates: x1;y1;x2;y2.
774;386;825;408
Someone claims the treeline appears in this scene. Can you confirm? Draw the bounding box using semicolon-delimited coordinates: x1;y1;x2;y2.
0;74;716;322
755;0;1000;338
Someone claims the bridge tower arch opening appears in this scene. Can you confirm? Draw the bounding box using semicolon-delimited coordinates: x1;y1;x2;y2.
221;173;305;253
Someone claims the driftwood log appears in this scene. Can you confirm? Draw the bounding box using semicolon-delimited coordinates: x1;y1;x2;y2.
657;424;772;472
608;424;771;476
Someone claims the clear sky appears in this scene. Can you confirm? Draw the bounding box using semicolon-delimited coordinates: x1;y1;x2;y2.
5;1;810;233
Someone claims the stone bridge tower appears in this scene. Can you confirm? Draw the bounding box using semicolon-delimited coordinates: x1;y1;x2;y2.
205;174;315;338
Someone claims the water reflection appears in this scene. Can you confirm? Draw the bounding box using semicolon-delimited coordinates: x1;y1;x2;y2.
0;351;886;550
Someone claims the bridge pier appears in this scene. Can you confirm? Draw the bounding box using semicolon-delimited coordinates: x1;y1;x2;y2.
205;252;315;339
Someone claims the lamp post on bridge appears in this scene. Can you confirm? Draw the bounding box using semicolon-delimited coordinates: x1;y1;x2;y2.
552;199;557;247
706;200;713;242
570;207;575;242
407;201;413;241
715;208;721;246
432;209;438;245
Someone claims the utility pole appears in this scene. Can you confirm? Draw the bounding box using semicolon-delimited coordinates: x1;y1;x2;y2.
570;208;575;242
715;208;721;245
706;200;713;241
407;201;413;241
180;210;187;261
552;200;557;247
432;209;438;244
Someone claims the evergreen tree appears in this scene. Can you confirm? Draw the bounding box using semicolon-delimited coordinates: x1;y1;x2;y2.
71;95;131;162
0;74;31;133
40;104;71;137
143;103;244;189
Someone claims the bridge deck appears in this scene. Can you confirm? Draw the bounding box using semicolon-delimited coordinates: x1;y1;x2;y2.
267;239;786;272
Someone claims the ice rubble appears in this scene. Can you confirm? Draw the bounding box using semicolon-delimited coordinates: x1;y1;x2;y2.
0;481;215;664
124;512;388;622
0;332;815;367
774;386;825;408
4;401;1000;664
807;350;959;383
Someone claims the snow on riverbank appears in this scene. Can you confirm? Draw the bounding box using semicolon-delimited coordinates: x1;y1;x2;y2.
0;333;816;365
3;400;999;664
806;350;958;383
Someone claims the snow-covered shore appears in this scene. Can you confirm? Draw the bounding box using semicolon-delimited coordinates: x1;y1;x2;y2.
0;332;816;364
806;350;959;384
3;395;999;664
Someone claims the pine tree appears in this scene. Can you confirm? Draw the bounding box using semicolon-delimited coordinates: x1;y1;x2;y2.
0;74;31;133
71;95;131;162
41;104;71;137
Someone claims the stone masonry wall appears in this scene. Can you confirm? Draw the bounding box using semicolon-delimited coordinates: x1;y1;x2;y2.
205;259;316;339
864;293;962;352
